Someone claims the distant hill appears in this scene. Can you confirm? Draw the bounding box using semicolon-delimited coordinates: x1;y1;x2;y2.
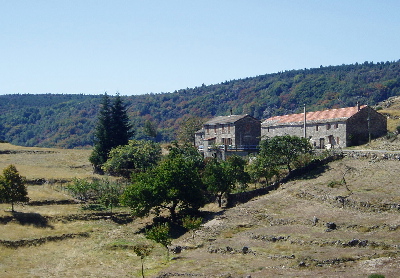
1;60;400;148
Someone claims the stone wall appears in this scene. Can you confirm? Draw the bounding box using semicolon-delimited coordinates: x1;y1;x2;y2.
262;121;348;148
234;116;261;146
342;150;400;160
346;106;387;146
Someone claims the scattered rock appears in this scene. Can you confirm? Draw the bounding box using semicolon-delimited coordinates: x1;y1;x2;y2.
298;261;307;267
312;216;319;226
171;245;182;254
326;222;337;232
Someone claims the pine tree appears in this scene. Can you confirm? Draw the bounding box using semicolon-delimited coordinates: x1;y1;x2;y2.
110;94;134;147
89;93;133;173
90;93;113;173
0;165;29;212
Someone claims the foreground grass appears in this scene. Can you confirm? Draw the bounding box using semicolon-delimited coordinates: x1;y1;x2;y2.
0;220;168;278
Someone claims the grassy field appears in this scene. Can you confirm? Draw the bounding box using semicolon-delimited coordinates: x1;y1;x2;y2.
1;98;400;277
1;142;400;277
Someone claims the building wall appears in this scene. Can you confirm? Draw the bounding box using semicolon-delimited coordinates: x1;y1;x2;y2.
195;130;204;147
200;115;260;147
262;120;348;149
234;117;261;147
346;107;387;146
203;122;236;146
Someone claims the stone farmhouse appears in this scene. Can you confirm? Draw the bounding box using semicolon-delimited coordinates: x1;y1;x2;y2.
261;104;387;149
195;114;261;158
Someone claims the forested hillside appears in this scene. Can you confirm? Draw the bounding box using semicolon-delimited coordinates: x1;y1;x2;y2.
1;60;400;148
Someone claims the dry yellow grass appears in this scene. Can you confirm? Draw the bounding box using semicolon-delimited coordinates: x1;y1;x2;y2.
1;133;400;277
0;143;100;181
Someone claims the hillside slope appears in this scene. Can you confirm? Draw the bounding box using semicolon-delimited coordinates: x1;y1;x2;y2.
1;143;399;277
1;60;400;148
161;157;400;277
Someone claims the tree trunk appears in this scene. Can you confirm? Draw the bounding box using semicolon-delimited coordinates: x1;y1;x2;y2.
169;202;178;222
141;259;145;278
217;194;222;207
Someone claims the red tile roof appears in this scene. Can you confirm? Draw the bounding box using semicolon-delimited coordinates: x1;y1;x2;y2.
262;105;367;126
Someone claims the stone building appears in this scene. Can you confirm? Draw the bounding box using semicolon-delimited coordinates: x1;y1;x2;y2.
261;104;387;149
195;114;261;158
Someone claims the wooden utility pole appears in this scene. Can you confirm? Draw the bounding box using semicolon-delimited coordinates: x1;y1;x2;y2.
303;104;307;138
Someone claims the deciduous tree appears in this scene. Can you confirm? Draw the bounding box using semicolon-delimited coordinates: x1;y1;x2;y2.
176;117;203;145
259;135;312;172
122;152;205;221
0;165;29;212
202;158;234;207
102;140;161;178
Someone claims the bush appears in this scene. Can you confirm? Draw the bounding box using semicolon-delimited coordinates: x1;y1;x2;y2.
368;274;385;278
66;178;126;212
386;132;397;142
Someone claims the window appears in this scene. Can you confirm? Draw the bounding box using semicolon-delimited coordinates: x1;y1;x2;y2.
214;125;217;134
334;123;338;129
316;125;319;131
221;138;232;145
206;126;209;135
337;137;340;144
227;124;231;133
326;123;331;130
222;125;225;133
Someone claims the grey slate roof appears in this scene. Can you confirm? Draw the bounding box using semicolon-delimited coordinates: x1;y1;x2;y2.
204;114;249;125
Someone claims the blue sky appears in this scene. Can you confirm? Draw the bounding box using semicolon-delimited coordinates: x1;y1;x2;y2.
1;1;399;95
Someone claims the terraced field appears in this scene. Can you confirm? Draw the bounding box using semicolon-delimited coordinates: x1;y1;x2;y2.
1;134;400;277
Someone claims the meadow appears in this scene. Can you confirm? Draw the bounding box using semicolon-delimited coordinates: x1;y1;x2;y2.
1;138;400;277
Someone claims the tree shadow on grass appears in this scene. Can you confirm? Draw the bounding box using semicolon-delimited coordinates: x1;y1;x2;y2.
136;216;187;239
12;212;54;229
288;164;331;181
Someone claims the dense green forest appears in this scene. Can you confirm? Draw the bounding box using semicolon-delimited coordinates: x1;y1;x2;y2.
1;60;400;149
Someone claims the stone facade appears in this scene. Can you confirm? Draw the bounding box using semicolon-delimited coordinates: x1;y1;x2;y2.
261;105;387;148
195;114;261;157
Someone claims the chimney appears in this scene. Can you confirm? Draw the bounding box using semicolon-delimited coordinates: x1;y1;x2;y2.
230;108;233;116
357;101;360;111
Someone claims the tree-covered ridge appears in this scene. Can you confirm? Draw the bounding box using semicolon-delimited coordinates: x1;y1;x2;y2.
1;60;400;148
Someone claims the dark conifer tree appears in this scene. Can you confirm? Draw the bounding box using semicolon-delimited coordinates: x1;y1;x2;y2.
110;94;134;147
89;93;133;173
90;93;113;173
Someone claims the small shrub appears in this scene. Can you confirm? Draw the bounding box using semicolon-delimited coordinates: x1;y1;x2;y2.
133;244;154;278
328;180;343;188
145;223;172;260
182;215;202;238
81;204;107;211
292;153;314;169
368;274;385;278
385;132;397;142
67;178;126;212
